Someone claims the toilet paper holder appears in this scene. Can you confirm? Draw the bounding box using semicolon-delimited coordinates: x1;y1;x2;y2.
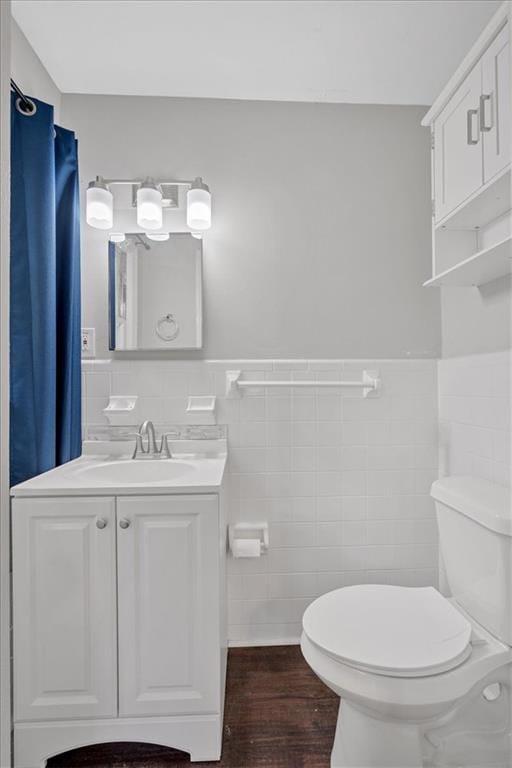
228;522;269;557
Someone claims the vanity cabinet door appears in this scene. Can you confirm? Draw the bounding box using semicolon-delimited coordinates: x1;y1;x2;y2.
12;497;117;722
433;64;483;222
117;495;219;717
482;24;510;183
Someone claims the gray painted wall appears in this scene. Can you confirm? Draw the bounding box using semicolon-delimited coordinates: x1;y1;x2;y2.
12;12;506;364
441;278;511;357
62;94;441;359
11;19;61;122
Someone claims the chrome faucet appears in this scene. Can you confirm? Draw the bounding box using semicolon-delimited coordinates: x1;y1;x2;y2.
140;420;158;454
131;420;173;459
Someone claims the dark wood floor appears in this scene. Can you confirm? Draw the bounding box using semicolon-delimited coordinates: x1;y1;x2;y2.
47;646;338;768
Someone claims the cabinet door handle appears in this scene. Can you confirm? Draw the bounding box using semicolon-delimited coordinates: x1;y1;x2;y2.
466;108;480;145
479;93;493;132
96;517;107;529
119;518;131;529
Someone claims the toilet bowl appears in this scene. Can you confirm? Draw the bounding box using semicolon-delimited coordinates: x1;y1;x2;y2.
301;476;512;768
301;585;511;767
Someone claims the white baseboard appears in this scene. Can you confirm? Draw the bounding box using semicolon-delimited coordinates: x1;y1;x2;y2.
228;637;300;648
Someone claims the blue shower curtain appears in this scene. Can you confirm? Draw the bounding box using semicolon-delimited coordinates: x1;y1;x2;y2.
10;93;81;486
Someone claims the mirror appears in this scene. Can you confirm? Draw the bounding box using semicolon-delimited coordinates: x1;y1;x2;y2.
109;233;202;351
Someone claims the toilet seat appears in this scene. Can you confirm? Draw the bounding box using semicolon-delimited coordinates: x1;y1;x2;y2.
303;584;473;678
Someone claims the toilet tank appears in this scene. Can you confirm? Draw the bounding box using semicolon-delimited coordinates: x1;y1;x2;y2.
431;476;512;645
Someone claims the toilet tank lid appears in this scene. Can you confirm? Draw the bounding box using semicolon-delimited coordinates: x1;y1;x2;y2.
431;476;511;536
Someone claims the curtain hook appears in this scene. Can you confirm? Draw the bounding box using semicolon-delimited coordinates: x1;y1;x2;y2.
15;96;37;116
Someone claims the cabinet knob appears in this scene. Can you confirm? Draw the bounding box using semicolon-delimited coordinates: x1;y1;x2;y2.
96;518;107;529
119;518;131;529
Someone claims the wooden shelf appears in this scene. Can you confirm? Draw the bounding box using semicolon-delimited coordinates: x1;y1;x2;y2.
424;236;512;287
435;168;511;231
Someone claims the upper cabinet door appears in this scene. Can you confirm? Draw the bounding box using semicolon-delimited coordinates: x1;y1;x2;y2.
117;495;219;717
434;64;483;222
482;24;510;183
13;497;117;722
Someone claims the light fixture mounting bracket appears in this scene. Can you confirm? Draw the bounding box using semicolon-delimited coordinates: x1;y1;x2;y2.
131;183;180;209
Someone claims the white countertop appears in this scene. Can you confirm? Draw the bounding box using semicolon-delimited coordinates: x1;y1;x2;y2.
11;441;227;497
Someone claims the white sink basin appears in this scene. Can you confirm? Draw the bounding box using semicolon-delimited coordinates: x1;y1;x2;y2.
10;440;227;496
73;459;196;485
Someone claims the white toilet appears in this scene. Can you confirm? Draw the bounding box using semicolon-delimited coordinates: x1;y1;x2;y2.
301;476;512;768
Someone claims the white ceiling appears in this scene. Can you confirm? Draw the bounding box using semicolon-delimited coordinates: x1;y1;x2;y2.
12;0;501;105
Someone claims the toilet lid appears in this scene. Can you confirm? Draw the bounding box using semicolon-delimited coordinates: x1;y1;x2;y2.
302;585;472;677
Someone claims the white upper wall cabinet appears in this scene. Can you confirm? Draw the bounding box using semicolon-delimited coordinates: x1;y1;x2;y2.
423;2;511;287
433;21;510;224
482;24;511;183
434;65;484;222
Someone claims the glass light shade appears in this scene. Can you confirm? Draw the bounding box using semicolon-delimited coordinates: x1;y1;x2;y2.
137;184;163;230
86;184;113;229
146;232;170;241
109;232;125;243
187;185;211;231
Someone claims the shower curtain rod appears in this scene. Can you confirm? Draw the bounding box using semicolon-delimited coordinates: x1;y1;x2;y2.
10;79;36;115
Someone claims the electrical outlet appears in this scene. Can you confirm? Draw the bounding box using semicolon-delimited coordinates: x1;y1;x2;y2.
81;328;96;358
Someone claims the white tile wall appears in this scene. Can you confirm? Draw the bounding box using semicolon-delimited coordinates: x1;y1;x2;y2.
82;358;439;645
438;350;511;488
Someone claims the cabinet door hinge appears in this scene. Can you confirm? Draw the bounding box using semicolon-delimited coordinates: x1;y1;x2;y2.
431;199;436;217
431;131;435;150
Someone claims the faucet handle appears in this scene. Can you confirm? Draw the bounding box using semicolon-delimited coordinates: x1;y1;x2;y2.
160;433;177;459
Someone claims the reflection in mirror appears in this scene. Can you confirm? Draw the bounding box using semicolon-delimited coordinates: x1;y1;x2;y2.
109;233;202;351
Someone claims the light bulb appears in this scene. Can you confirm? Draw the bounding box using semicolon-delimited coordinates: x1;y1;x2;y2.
86;178;113;229
137;180;162;230
146;232;170;241
191;232;203;240
109;232;125;243
187;177;211;231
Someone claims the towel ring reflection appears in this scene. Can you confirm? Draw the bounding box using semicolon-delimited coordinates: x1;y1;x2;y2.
156;313;180;342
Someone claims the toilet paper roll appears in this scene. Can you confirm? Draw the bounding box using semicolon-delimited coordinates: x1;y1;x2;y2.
231;538;261;558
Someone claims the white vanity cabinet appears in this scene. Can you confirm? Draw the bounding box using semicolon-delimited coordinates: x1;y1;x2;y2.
12;491;226;767
13;497;118;723
116;496;220;717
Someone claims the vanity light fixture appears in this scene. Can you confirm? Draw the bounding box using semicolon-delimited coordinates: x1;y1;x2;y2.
137;179;163;230
191;232;203;240
86;177;113;230
187;177;211;231
86;175;212;235
109;233;125;243
146;232;170;242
